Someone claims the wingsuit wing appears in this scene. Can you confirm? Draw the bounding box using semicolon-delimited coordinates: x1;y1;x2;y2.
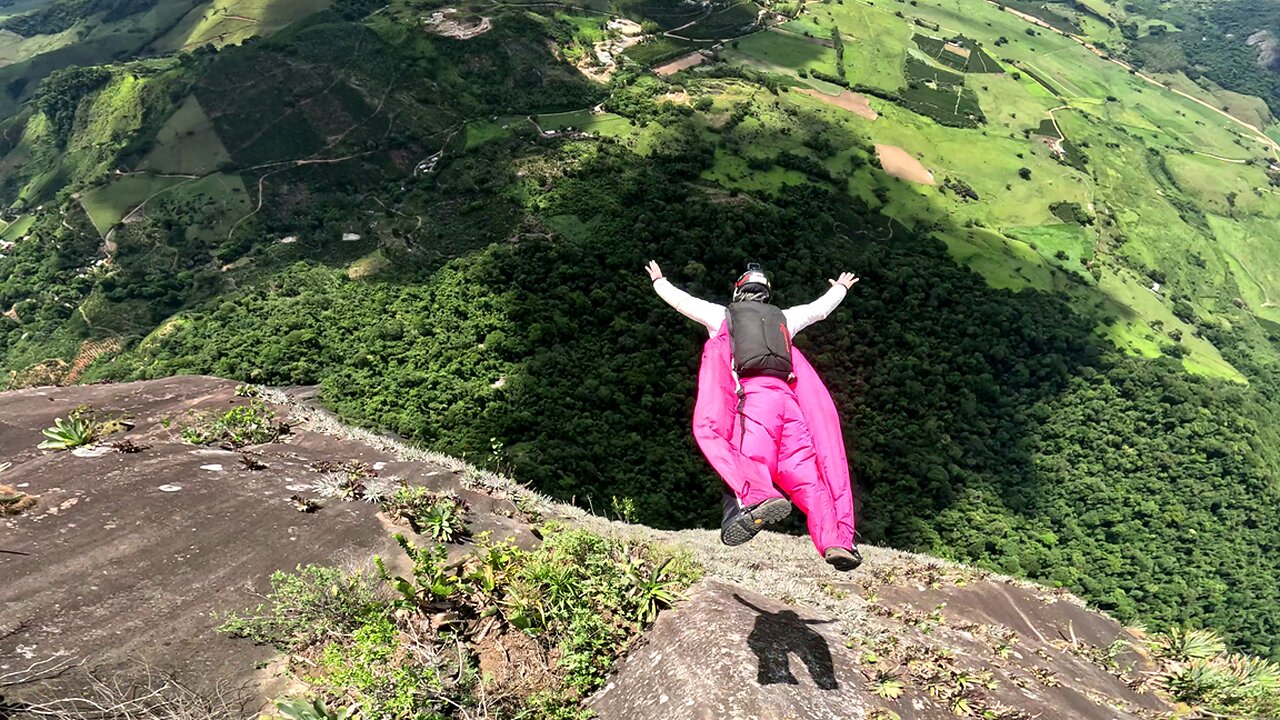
691;323;856;546
789;346;856;546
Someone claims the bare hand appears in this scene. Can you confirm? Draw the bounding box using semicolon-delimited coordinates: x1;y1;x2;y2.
645;260;664;282
830;271;859;290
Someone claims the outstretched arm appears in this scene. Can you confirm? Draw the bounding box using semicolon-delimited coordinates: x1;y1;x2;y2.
784;271;858;336
646;261;726;336
731;593;769;615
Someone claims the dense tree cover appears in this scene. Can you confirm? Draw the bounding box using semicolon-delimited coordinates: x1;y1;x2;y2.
34;66;112;146
0;207;102;369
0;0;158;37
87;128;1280;657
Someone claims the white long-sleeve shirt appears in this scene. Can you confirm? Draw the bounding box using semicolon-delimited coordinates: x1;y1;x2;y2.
653;278;848;338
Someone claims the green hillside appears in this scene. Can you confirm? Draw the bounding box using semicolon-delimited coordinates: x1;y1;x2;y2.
4;0;1280;665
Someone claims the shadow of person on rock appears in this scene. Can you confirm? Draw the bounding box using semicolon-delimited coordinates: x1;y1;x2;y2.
733;594;839;690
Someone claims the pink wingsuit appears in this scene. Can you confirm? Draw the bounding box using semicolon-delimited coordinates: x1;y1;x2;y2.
693;323;856;554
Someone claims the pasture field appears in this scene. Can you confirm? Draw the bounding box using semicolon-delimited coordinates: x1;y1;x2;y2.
1208;215;1280;326
863;102;1089;229
166;171;252;244
80;175;189;236
0;0;55;21
723;29;838;77
1151;72;1274;132
1162;153;1280;220
622;36;696;65
780;1;910;91
0;214;34;241
537;109;634;138
152;0;333;51
140;95;233;175
938;226;1060;292
465;116;528;148
0;0;200;121
0;26;81;66
1094;267;1244;381
703;148;811;193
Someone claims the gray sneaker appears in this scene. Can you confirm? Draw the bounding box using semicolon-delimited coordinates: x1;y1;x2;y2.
823;546;863;572
721;497;793;546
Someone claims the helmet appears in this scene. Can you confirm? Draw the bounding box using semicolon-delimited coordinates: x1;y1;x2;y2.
733;263;771;302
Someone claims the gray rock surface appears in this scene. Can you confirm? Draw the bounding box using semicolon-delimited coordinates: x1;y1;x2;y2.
590;579;875;720
0;376;534;702
590;576;1170;720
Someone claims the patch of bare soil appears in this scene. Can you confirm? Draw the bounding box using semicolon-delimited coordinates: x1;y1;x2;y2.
475;626;558;699
424;9;492;39
943;41;971;59
875;144;935;185
797;88;878;120
661;91;691;104
1;484;37;516
654;51;706;76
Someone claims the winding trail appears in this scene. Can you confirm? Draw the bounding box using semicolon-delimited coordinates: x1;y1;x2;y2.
1193;151;1250;164
227;152;377;242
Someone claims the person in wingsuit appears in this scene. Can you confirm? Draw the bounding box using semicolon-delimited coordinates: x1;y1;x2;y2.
646;260;862;571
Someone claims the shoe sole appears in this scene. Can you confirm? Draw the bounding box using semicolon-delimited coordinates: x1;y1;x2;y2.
721;497;792;547
825;553;863;572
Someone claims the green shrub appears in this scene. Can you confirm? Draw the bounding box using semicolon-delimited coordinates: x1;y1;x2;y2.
312;615;446;720
224;523;699;718
216;565;385;650
379;534;462;609
495;526;700;695
376;525;699;711
180;400;289;448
